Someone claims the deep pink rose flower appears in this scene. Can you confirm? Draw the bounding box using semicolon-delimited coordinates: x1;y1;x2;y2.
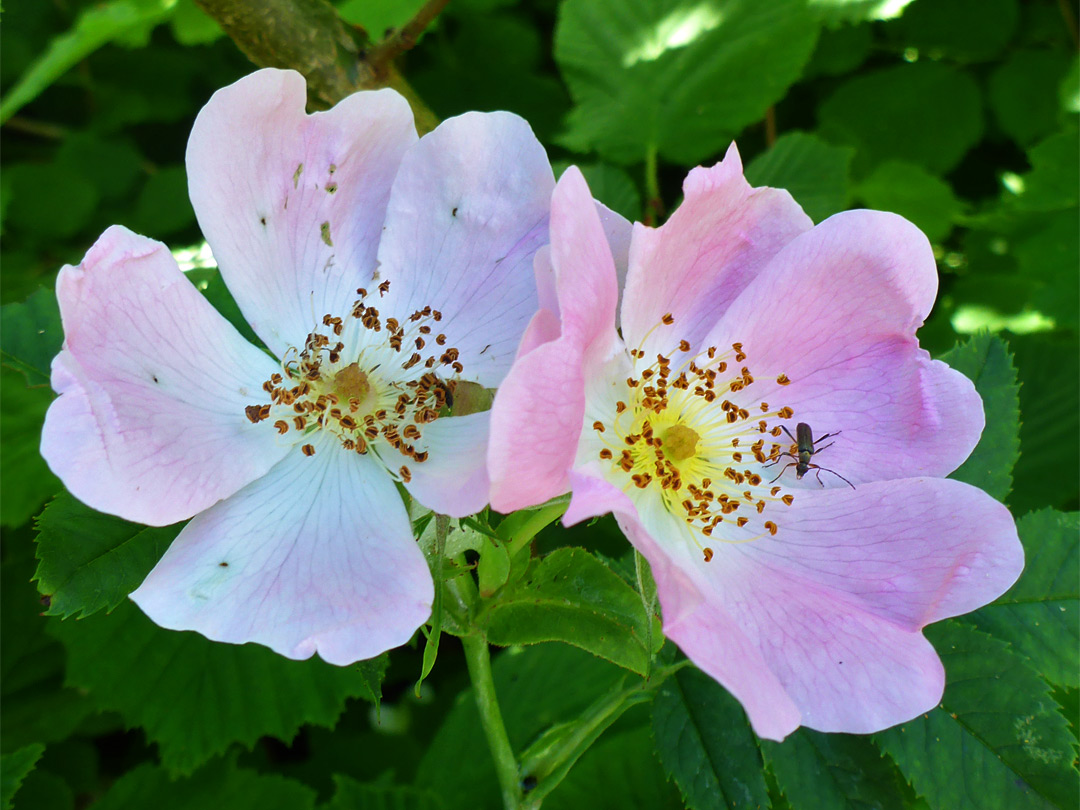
488;151;1024;741
40;69;588;664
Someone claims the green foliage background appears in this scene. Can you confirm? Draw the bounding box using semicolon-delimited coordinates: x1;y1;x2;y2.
1;0;1077;807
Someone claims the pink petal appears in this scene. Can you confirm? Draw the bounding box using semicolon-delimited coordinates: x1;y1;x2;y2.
738;478;1023;631
187;68;417;358
620;144;812;353
403;411;491;518
707;209;980;483
131;439;433;664
564;469;803;740
626;476;1021;737
377;111;554;387
488;168;619;512
41;226;288;527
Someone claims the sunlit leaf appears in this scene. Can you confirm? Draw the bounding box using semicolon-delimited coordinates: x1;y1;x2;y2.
556;0;821;164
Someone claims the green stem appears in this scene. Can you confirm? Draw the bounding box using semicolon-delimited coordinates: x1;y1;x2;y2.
461;633;522;810
644;142;664;225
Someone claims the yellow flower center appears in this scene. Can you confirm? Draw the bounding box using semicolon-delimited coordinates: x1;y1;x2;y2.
243;282;463;483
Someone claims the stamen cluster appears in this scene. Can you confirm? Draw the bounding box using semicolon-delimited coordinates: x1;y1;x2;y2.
591;315;799;559
244;282;463;483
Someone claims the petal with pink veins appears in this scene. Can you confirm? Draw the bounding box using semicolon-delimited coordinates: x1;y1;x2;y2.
187;68;417;358
41;226;288;527
377;111;554;388
621;143;812;353
131;438;433;665
624;477;1020;737
731;478;1023;631
403;411;491;518
706;209;981;483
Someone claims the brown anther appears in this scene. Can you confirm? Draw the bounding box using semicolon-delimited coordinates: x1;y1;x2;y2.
782;494;795;505
599;448;613;460
274;420;289;434
764;521;778;536
245;404;266;423
661;313;674;325
302;444;316;456
593;421;605;432
778;406;794;419
378;280;391;296
615;401;627;414
776;374;791;385
737;517;749;527
770;486;782;496
399;465;412;482
678;340;691;352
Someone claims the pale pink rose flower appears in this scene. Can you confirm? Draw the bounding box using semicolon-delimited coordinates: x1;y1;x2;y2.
488;152;1024;741
40;69;630;665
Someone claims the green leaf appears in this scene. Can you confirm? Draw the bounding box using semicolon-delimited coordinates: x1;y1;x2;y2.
651;666;769;810
1010;333;1080;514
807;0;916;25
877;622;1078;810
4;162;98;241
818;62;983;174
91;756;317;810
556;0;821;164
55;133;145;203
130;165;196;237
49;601;385;774
803;22;873;79
938;334;1020;502
0;369;60;528
1011;129;1080;213
1;553;94;754
884;0;1018;63
411;13;570;142
989;50;1075;147
34;493;176;619
417;643;630;810
967;509;1079;688
854;160;962;242
168;0;224;45
1015;209;1079;329
477;533;512;597
0;0;178;124
544;728;683;810
744;131;854;223
557;162;643;222
478;547;657;676
323;775;444;810
763;730;910;810
1;744;44;810
354;653;390;718
0;286;62;387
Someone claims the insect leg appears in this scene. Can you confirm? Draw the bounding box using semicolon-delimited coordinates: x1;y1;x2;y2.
761;451;796;469
815;464;856;489
769;462;797;484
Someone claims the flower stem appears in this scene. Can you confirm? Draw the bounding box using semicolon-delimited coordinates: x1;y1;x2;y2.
461;632;522;810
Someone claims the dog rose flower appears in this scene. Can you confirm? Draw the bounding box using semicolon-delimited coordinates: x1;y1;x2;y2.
41;69;572;664
488;152;1023;740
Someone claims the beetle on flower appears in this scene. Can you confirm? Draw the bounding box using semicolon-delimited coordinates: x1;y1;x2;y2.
488;150;1024;741
40;69;631;665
